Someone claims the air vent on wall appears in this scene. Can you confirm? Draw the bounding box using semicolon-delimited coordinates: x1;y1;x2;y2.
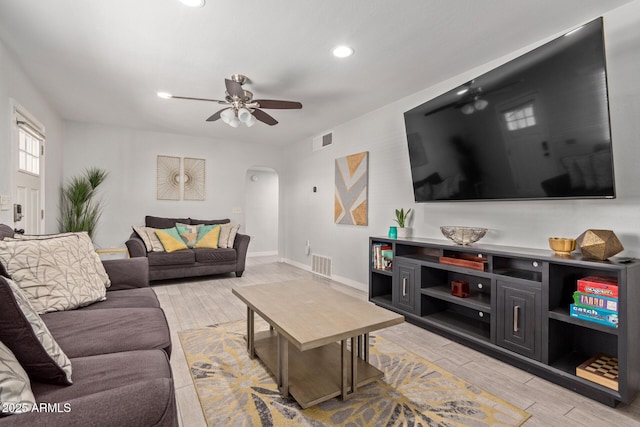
312;132;333;151
311;254;332;278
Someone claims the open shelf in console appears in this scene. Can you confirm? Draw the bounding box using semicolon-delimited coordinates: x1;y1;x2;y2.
548;319;619;389
420;304;491;342
396;244;441;263
548;263;620;318
420;266;492;312
421;286;491;312
493;255;543;282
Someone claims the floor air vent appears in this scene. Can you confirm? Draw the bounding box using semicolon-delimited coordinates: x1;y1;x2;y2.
312;254;332;277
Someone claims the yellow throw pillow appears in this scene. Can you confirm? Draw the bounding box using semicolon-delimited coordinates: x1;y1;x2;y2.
195;225;221;249
155;228;188;253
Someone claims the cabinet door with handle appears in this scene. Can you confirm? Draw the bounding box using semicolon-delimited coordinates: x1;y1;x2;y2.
393;259;418;314
496;280;542;361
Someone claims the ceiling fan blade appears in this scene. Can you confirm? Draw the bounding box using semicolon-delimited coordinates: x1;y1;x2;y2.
254;99;303;109
252;109;278;126
225;79;245;98
170;95;228;104
206;108;228;122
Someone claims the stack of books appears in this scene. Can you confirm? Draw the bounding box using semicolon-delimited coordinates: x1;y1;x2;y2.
371;243;393;270
570;275;618;328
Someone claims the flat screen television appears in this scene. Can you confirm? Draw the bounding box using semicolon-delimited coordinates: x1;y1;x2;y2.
404;17;615;202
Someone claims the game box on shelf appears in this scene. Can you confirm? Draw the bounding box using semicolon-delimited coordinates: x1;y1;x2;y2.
577;275;618;298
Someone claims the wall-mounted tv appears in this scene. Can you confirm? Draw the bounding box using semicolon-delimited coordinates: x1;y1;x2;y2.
404;17;615;202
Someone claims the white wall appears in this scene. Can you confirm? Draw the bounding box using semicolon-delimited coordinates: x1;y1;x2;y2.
63;122;284;249
245;168;279;254
282;1;640;288
0;39;64;231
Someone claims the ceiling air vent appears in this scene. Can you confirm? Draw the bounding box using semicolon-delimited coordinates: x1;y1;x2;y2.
312;132;333;152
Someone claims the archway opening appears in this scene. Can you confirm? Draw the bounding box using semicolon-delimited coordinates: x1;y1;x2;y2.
245;167;279;256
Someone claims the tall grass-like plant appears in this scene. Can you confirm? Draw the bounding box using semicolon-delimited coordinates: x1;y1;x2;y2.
59;167;108;239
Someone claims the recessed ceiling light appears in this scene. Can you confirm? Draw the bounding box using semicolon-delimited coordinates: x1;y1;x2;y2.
157;92;173;99
332;45;354;58
179;0;205;7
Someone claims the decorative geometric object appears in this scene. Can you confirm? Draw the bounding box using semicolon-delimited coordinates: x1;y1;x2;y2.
335;151;368;225
576;229;624;260
183;157;206;201
157;155;181;200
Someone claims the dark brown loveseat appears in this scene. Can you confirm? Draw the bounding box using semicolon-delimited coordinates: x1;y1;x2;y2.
126;215;250;281
0;225;177;427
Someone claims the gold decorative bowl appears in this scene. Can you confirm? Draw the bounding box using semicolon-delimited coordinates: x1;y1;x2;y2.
549;237;576;255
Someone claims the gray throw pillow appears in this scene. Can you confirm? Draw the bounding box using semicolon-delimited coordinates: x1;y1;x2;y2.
0;276;73;385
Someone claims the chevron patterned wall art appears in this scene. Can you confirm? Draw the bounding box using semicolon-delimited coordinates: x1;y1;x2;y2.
335;151;368;225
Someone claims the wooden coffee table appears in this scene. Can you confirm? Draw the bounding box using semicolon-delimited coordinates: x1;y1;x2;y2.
232;280;404;408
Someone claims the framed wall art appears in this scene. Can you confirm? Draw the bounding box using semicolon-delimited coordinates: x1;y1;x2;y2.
335;151;368;226
156;155;181;200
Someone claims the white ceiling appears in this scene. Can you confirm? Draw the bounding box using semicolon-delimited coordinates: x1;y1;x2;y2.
0;0;633;147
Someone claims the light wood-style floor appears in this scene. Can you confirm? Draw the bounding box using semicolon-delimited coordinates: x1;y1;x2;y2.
151;256;640;427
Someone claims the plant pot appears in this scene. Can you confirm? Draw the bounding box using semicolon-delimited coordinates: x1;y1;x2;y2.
396;227;412;239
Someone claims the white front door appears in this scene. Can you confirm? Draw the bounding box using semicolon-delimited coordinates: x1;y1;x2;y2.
13;119;44;234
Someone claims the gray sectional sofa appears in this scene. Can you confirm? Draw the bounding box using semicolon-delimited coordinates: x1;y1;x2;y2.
126;215;250;281
0;224;178;427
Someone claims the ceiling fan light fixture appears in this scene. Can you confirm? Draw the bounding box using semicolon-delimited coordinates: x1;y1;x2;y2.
220;108;235;124
245;114;257;127
474;98;489;110
461;104;475;115
237;107;252;123
332;45;354;58
228;117;241;128
178;0;206;7
157;92;173;99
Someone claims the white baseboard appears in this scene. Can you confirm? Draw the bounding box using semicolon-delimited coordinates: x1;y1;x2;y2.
281;258;368;293
247;250;278;257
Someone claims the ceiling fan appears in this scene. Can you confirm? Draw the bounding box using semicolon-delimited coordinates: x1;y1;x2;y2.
165;74;302;127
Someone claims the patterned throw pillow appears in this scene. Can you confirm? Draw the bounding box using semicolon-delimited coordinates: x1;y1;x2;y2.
227;224;240;248
0;340;36;415
155;227;189;253
176;222;199;234
132;226;165;252
218;223;241;248
0;234;107;314
10;231;111;288
0;277;73;385
194;225;221;249
180;232;198;248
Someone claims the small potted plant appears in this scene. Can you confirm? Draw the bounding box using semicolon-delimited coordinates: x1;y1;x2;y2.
394;208;413;238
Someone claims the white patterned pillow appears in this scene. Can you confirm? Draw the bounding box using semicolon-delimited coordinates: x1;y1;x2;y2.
0;340;36;415
227;224;240;248
11;232;111;288
0;235;107;314
218;223;240;248
3;278;73;384
132;226;165;252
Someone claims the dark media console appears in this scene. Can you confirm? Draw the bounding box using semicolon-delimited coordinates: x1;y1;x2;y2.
369;236;640;406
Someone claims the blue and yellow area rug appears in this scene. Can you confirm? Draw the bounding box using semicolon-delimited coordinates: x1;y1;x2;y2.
179;320;530;426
